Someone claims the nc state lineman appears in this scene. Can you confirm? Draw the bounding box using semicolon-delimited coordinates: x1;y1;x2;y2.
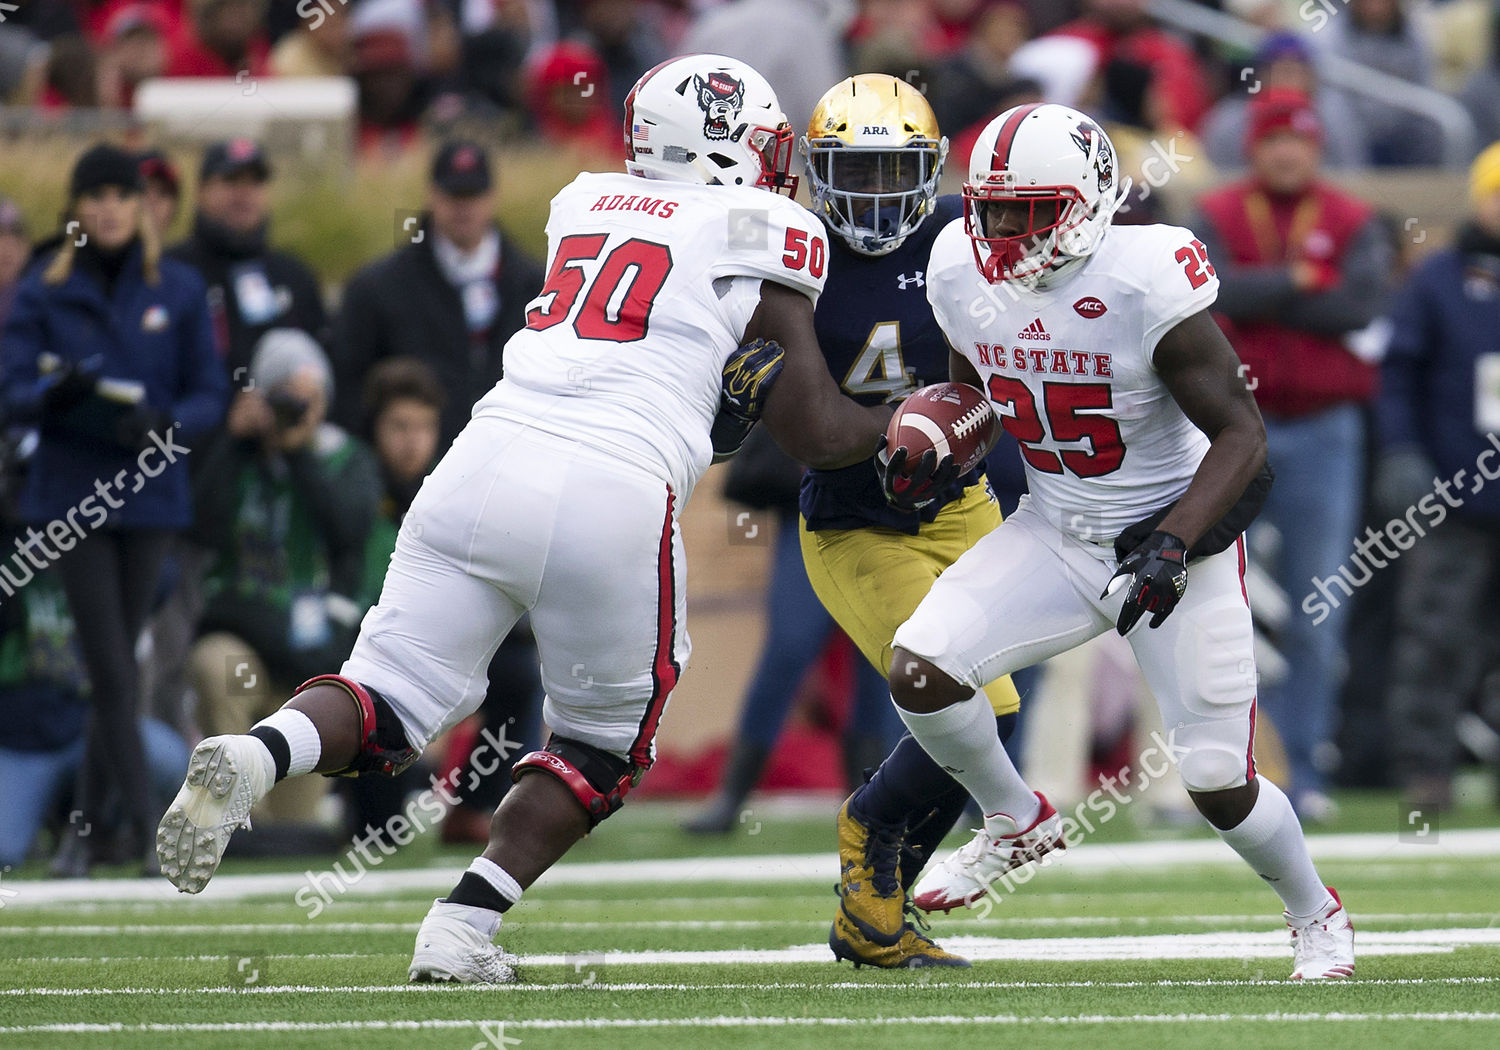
154;55;889;983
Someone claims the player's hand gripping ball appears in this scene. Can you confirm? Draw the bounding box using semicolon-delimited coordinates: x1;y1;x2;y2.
877;383;998;511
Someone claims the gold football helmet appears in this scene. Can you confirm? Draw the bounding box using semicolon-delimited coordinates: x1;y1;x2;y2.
802;74;948;256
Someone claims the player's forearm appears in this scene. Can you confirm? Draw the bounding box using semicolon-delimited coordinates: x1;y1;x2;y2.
779;402;890;470
1156;421;1267;549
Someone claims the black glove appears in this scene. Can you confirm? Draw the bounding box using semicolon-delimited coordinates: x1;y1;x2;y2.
39;364;99;418
711;338;785;458
114;403;169;451
877;434;957;512
1103;530;1188;635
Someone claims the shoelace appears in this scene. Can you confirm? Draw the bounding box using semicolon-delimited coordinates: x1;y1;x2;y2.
902;900;942;949
954;827;995;866
1292;915;1341;958
864;822;905;898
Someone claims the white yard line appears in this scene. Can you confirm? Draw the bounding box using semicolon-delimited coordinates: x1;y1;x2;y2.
6;976;1498;997
6;912;1500;936
4;927;1497;960
4;1012;1500;1034
515;927;1500;965
4;828;1498;907
6;911;1499;931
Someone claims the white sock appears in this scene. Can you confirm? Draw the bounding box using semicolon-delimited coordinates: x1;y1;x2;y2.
896;690;1039;829
469;856;523;909
1214;777;1333;919
253;708;323;777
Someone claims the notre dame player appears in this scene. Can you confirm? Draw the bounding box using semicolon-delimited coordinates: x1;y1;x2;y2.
798;75;1021;968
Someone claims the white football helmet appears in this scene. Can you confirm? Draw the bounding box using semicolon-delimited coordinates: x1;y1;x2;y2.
624;54;798;196
963;102;1130;285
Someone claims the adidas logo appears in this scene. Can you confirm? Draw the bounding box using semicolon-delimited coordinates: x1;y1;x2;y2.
1017;317;1051;341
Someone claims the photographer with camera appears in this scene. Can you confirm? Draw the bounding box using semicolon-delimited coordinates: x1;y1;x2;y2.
186;328;379;839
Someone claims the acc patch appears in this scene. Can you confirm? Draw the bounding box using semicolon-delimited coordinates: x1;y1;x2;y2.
1073;296;1107;318
141;304;170;331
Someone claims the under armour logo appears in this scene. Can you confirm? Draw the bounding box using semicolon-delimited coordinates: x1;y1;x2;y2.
897;271;925;290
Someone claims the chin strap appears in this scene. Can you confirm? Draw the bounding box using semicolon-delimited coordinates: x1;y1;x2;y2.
1035;176;1134;291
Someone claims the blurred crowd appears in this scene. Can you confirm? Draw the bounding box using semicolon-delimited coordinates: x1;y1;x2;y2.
0;133;547;875
0;0;1498;877
0;0;1498;163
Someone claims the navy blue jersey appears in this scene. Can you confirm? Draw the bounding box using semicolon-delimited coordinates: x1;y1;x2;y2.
801;195;980;533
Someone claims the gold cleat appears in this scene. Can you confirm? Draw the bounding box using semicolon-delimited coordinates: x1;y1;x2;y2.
835;795;906;945
829;901;971;969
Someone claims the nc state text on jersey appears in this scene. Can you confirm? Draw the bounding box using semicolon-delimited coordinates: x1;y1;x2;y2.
974;343;1113;378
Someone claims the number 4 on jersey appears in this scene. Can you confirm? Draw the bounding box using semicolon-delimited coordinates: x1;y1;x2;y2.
843;321;915;400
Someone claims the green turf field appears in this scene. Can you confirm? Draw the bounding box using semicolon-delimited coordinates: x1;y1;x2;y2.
2;794;1497;1050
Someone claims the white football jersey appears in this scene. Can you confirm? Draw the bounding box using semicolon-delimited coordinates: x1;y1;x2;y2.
475;171;827;499
926;220;1220;543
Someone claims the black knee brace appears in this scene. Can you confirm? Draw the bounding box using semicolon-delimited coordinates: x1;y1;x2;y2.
510;736;641;826
293;674;420;778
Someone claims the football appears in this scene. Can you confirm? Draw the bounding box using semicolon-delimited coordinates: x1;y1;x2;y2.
885;382;999;477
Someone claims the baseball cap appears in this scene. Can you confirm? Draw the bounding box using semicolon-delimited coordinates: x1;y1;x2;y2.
70;143;145;199
1246;88;1322;149
200;138;273;182
430;140;492;196
137;148;181;196
1253;31;1314;69
102;2;172;42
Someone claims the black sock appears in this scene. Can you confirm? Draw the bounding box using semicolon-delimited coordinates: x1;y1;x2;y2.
854;714;1019;830
248;727;290;782
444;871;515;913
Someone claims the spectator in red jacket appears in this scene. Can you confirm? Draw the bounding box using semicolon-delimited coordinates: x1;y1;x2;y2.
1190;89;1393;822
1051;0;1212;132
525;41;617;157
350;0;429;157
166;0;270;79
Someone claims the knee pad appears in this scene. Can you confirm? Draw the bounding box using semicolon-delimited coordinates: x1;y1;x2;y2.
511;736;639;827
1177;744;1250;793
294;674;420;778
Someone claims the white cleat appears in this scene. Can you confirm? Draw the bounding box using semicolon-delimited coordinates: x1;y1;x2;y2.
409;899;520;984
1288;886;1355;980
912;791;1064;912
156;736;273;894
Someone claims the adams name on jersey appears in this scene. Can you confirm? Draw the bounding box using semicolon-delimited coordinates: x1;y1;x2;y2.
926;218;1220;544
475;171;827;501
